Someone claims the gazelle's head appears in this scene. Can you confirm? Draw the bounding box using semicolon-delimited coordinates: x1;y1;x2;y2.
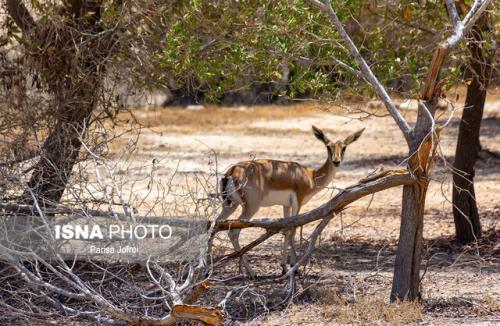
312;125;365;167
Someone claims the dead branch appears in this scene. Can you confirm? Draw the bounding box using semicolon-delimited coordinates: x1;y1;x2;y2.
143;280;225;326
171;305;224;326
1;169;414;271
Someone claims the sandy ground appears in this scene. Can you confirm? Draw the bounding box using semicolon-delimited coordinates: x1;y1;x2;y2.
107;90;500;325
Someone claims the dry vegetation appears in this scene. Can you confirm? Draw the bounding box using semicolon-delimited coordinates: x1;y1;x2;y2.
98;86;500;325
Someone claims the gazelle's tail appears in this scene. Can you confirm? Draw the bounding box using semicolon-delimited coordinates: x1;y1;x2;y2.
220;176;241;207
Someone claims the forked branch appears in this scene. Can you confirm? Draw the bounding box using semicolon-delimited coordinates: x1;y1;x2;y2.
307;0;493;146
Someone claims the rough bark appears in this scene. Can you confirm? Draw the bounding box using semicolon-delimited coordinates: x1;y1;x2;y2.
391;51;442;301
25;92;97;204
391;184;425;301
391;115;437;301
5;0;35;32
452;16;491;243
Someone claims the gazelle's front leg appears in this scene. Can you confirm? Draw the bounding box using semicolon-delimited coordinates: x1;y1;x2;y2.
228;205;259;278
228;229;255;278
218;204;238;221
207;203;238;259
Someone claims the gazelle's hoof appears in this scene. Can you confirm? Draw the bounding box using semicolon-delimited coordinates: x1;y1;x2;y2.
281;266;288;276
245;269;257;279
240;264;257;279
281;265;301;276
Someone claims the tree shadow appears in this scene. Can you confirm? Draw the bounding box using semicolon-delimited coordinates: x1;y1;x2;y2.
311;237;397;273
311;228;499;274
225;227;499;280
446;115;500;140
216;228;498;321
424;296;499;318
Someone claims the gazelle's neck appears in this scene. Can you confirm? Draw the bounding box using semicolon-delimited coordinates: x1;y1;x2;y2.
312;148;336;190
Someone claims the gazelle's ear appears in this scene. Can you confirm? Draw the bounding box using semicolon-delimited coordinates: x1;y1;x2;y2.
312;125;329;144
344;128;365;145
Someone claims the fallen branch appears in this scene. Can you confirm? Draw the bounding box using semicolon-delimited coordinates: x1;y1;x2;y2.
146;280;225;326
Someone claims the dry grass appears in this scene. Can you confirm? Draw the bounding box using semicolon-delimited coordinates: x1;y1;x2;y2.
310;287;422;325
466;295;500;317
480;296;500;316
257;287;423;326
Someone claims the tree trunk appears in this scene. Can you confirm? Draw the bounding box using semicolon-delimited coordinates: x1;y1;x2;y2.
8;1;106;206
17;86;97;255
391;93;440;302
25;97;96;204
391;184;426;301
452;19;491;243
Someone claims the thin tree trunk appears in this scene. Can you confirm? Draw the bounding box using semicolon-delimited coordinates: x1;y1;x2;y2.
452;18;491;243
391;135;430;301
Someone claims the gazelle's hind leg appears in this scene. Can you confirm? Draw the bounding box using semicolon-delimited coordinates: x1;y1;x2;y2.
228;205;259;278
282;194;300;274
281;206;292;274
289;204;300;268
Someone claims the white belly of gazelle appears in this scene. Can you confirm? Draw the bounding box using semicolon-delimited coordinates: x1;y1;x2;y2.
260;190;297;207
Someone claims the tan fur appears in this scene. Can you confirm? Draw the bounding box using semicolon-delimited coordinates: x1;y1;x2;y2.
225;160;323;207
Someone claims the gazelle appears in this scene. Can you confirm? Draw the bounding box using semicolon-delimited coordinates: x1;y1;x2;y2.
218;125;365;277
